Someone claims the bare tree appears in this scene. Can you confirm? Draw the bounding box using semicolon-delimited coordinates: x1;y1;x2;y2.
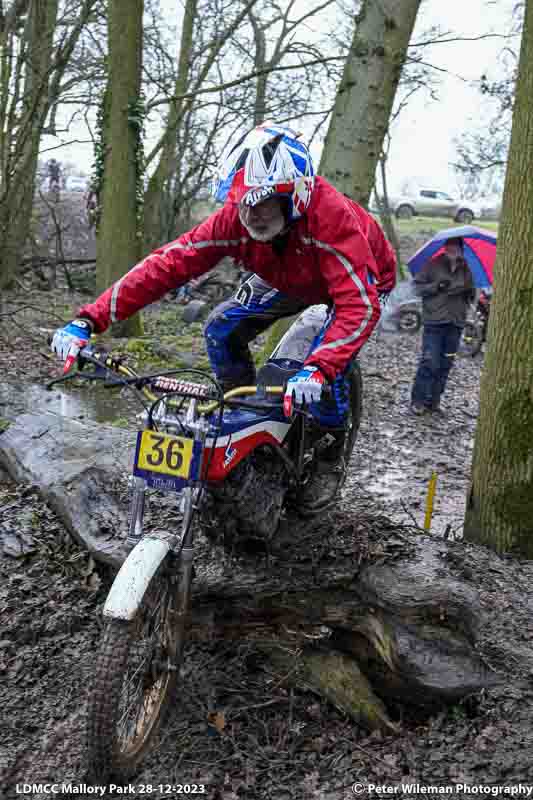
0;0;100;290
319;0;422;207
453;6;523;195
141;0;339;251
464;0;533;556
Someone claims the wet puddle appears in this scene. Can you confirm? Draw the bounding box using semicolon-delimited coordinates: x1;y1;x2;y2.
0;380;139;425
365;467;407;501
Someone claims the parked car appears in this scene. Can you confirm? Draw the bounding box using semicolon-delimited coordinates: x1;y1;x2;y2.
392;189;480;224
65;176;88;192
480;196;502;221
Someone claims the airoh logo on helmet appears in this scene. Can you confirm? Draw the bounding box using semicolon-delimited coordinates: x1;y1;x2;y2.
242;185;276;206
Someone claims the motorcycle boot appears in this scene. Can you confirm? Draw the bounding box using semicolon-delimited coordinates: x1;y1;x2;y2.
298;366;353;512
300;430;347;513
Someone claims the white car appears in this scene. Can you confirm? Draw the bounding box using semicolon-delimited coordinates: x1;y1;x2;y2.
480;196;502;221
65;176;88;192
392;189;480;224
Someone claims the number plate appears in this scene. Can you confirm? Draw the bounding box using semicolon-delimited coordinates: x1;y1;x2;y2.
133;430;200;492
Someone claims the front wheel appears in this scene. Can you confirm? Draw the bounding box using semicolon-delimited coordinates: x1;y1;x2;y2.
87;558;182;783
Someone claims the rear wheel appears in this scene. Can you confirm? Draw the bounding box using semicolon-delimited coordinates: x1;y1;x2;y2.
342;361;363;466
398;308;422;333
455;208;474;224
396;204;414;220
200;451;287;548
291;362;363;516
87;558;181;783
460;321;483;357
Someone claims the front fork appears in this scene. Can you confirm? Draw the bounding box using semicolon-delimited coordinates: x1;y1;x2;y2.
124;480;198;666
126;475;147;548
124;399;208;665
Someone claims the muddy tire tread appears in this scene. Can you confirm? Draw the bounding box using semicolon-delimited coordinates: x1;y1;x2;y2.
87;568;179;784
87;619;131;783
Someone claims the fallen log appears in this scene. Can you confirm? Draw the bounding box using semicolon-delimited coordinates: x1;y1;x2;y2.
1;399;530;733
187;520;498;724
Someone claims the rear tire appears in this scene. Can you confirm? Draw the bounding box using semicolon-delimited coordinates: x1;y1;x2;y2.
343;361;363;466
87;559;180;783
291;361;363;517
396;204;414;220
455;208;474;224
201;452;286;548
460;321;483;357
398;308;422;333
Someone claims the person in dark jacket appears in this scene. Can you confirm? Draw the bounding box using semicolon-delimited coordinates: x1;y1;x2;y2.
410;237;475;415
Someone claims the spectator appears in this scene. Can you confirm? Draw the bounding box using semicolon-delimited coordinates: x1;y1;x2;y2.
410;237;475;415
476;286;493;343
47;158;61;192
85;183;99;229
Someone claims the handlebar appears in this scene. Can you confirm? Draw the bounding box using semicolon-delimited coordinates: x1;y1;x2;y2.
48;343;285;415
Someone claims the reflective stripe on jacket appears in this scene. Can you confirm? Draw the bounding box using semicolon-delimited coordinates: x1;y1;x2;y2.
79;177;397;380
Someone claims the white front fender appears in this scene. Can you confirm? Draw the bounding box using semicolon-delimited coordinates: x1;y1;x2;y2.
103;537;171;622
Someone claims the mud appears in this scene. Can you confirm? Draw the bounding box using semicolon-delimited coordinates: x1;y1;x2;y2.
351;331;481;539
3;286;533;799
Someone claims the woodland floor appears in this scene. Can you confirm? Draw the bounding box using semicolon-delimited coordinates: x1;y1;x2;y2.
2;279;533;800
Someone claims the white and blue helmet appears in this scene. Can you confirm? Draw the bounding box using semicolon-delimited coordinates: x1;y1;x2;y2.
212;122;315;223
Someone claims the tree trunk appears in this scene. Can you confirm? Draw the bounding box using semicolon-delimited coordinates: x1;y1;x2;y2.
464;0;533;556
0;0;58;290
142;0;197;253
96;0;144;337
249;12;267;126
319;0;421;206
376;154;403;277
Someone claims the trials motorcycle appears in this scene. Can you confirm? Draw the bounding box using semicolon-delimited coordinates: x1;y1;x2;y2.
52;305;362;782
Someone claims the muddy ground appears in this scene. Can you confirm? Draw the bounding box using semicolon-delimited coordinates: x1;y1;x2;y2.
2;278;533;799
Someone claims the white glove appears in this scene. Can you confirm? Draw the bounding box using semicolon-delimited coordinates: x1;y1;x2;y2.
283;366;326;418
51;318;92;373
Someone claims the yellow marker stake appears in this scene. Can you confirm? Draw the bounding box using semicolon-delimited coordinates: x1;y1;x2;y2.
424;471;438;532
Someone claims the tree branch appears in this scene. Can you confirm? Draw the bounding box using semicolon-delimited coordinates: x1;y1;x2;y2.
147;55;342;109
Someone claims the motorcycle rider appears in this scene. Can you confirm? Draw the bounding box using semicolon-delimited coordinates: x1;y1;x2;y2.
51;122;396;510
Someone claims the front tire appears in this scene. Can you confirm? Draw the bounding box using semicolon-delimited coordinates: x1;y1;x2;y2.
87;559;180;783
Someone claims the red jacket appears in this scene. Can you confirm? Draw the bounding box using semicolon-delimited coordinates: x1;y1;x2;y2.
79;177;396;381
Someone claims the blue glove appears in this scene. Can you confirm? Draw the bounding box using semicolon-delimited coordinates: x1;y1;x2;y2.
51;319;92;373
283;366;326;418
